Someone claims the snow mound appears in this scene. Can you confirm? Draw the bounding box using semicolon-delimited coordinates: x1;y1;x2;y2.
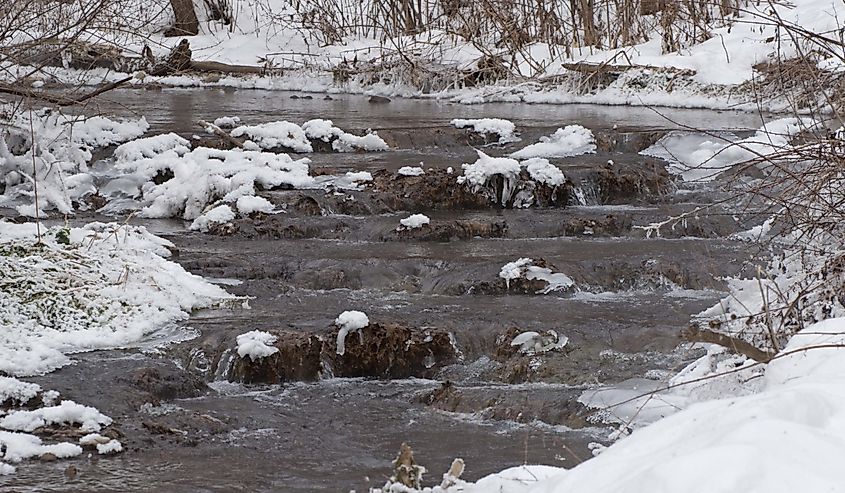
398;166;425;176
332;132;389;152
0;430;82;464
399;214;431;229
0;221;232;376
335;310;369;356
641;117;814;182
113;132;189;163
190;204;236;232
510;125;596;159
523;158;566;186
0;377;41;405
451;118;520;144
236;195;274;214
111;144;314;220
80;433;124;454
213;116;241;128
499;258;575;293
231;121;313;153
236;330;279;361
1;400;112;433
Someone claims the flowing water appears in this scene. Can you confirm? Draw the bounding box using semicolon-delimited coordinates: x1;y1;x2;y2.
4;89;763;492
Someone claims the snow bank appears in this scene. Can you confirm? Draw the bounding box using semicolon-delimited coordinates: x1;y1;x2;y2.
335;310;369;356
499;258;575;293
236;330;279;361
641;117;814;182
451;118;520;144
510;126;596;160
399;214;431;229
0;221;232;376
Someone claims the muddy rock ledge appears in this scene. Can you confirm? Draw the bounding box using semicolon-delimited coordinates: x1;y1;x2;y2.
185;322;459;384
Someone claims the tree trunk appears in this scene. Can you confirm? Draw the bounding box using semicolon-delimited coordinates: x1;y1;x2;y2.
166;0;199;37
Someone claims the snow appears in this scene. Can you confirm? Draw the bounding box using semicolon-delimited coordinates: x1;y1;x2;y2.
0;221;232;376
77;433;123;454
231;121;313;153
236;330;279;361
641;117;815;182
511;330;569;354
111;144;314;220
0;377;40;405
451;118;520;144
332;132;389;152
510;126;596;160
0;430;82;463
236;195;275;214
0;400;112;433
335;310;370;356
398;166;425;176
0;110;149;215
399;214;431;229
213;116;241;128
523;158;566;187
190;205;236;232
302;119;343;142
499;258;575;293
113;132;189;163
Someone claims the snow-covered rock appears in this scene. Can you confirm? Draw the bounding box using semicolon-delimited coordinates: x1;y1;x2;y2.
399;214;431;229
0;377;40;405
231;121;313;152
236;330;279;361
523;158;566;186
499;258;575;293
190;204;236;232
451;118;520;144
510;125;596;159
0;400;112;433
335;311;370;356
236;195;274;214
398;166;425;176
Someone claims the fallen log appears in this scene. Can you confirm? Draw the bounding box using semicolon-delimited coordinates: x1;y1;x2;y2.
0;76;133;106
681;324;777;363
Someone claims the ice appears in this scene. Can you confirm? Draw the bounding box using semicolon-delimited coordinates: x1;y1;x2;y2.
399;214;430;229
451;118;520;144
641;117;815;182
510;126;596;159
510;330;569;354
335;310;369;356
499;258;575;293
236;330;279;361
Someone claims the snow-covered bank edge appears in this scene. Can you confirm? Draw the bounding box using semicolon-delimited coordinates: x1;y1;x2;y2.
0;221;235;475
13;63;793;113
